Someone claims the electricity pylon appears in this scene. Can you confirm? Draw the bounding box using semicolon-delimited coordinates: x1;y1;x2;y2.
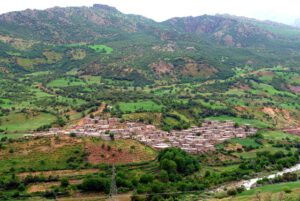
109;164;118;201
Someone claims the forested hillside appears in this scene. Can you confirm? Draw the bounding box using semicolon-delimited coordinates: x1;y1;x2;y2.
1;4;300;132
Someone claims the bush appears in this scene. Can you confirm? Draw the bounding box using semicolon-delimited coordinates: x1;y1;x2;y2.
44;190;56;198
80;177;110;194
227;189;237;196
284;187;292;194
139;174;154;184
18;183;25;191
61;178;69;187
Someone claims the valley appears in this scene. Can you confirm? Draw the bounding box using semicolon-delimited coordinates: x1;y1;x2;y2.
0;3;300;201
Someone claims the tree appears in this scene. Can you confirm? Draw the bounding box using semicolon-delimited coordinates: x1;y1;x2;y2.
109;133;115;141
61;178;69;187
158;170;169;182
158;148;200;175
160;159;177;173
139;174;154;184
80;177;110;193
56;117;66;127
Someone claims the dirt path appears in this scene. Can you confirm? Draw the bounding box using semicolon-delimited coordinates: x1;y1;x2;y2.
57;192;132;201
93;103;107;116
36;83;56;95
76;103;106;127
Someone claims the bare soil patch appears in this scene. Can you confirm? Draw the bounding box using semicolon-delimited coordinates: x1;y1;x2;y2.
255;71;274;77
28;179;82;193
149;60;173;75
225;143;243;152
86;140;156;165
288;85;300;93
284;127;300;136
18;169;99;179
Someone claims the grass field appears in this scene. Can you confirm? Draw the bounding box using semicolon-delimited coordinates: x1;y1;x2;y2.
261;130;300;141
116;101;163;113
207;116;270;128
212;180;300;201
47;78;86;88
0;133;30;139
82;76;102;84
233;143;297;159
88;44;113;54
198;100;227;110
122;112;162;126
229;138;261;148
0;98;13;108
0;112;56;132
241;181;300;196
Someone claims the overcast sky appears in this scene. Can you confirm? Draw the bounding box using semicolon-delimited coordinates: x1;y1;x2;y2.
0;0;299;25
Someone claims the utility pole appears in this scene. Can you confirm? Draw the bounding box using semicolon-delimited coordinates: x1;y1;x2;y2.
109;164;118;201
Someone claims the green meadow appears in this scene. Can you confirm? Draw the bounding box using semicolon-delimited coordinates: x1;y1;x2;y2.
0;112;56;133
116;100;163;113
88;44;113;54
207;116;270;128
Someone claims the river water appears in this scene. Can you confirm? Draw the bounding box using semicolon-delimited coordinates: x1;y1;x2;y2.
242;163;300;190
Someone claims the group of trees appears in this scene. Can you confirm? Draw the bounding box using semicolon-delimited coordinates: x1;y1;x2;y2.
158;148;200;176
257;172;298;186
239;150;299;172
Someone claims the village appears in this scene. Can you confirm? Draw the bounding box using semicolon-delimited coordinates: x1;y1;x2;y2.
36;117;258;154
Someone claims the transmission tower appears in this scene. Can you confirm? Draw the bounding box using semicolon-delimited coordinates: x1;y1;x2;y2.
109;164;118;201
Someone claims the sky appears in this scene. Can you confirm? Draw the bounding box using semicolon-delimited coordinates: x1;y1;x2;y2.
0;0;299;25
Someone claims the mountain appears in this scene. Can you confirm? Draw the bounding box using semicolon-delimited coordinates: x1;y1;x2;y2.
0;4;167;43
294;18;300;28
1;5;300;200
1;4;300;84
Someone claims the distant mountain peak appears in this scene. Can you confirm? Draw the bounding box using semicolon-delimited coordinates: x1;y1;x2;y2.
92;4;118;12
294;18;300;28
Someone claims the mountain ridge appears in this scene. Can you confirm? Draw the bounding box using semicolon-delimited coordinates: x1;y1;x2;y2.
1;4;300;83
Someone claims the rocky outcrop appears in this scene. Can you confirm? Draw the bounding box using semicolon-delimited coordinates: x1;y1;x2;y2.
149;60;173;75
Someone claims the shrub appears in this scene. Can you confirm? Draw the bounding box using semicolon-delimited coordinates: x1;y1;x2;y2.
284;187;292;194
61;178;69;187
80;177;110;194
18;183;25;191
139;174;154;184
227;189;237;196
44;190;56;198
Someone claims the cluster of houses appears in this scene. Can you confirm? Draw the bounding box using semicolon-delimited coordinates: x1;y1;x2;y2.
37;117;257;153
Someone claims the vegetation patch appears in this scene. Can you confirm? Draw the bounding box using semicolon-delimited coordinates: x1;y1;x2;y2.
207;116;270;128
88;44;113;54
229;138;261;149
115;101;163;113
0;112;56;132
86;139;157;165
47;77;86;88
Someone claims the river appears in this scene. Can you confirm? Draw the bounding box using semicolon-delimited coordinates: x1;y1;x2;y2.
212;162;300;193
242;163;300;190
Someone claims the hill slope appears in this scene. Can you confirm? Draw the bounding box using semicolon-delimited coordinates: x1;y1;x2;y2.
0;4;300;81
0;4;300;131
